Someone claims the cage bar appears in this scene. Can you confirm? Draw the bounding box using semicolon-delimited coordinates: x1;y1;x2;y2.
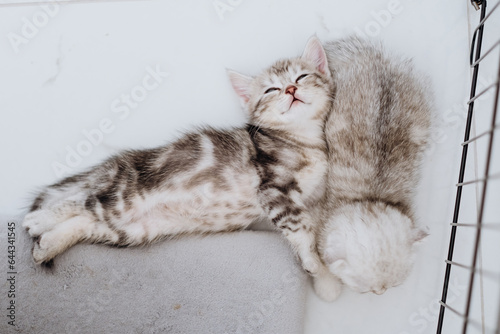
450;223;500;230
462;124;500;146
462;25;500;334
436;0;490;333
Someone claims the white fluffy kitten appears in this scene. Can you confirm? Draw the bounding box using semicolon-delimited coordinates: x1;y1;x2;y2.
314;37;431;300
321;202;427;295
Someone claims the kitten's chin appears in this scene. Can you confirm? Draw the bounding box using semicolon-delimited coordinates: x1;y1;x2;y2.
285;99;325;116
289;98;305;110
283;100;308;115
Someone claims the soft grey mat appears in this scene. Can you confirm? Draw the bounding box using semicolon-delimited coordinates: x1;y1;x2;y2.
0;216;307;334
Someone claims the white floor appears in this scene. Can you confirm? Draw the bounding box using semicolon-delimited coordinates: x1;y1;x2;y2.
0;1;498;333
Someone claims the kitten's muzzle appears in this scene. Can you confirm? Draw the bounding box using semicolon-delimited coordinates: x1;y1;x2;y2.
285;85;297;96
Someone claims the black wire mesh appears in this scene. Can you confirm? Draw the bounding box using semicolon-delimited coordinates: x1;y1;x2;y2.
437;1;500;333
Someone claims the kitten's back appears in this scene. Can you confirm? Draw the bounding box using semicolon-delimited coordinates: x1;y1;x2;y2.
324;37;431;215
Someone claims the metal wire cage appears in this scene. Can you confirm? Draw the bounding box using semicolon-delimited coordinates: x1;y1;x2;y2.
437;0;500;333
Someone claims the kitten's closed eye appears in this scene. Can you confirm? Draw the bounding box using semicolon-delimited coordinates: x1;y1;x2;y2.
264;74;309;95
264;87;280;94
295;74;309;83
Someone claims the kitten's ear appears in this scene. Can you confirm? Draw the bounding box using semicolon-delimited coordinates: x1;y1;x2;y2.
412;227;429;246
323;231;346;265
227;69;253;105
323;243;346;265
302;36;330;76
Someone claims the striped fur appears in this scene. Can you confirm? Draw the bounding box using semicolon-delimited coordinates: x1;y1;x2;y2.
23;37;333;277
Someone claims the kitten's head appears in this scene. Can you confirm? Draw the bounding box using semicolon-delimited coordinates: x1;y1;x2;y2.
321;202;428;295
228;37;333;133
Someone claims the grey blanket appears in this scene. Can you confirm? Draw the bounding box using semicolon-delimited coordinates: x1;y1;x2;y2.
1;216;308;334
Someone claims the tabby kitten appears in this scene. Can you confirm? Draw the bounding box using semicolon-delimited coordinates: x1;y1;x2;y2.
313;37;431;301
23;37;333;277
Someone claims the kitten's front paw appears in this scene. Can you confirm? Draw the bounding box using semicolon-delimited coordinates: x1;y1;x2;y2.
302;256;320;276
313;270;343;302
22;210;57;237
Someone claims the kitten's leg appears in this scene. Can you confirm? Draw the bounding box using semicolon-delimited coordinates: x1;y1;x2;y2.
23;182;89;236
23;209;60;237
312;265;343;302
32;215;96;264
263;195;322;275
279;221;322;275
31;210;123;264
24;189;117;263
23;196;84;237
283;215;343;300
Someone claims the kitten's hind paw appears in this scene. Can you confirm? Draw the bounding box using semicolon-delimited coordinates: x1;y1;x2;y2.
31;215;93;264
32;235;59;264
313;269;343;302
22;210;58;237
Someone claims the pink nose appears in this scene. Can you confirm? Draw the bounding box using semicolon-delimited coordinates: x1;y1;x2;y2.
285;85;297;96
